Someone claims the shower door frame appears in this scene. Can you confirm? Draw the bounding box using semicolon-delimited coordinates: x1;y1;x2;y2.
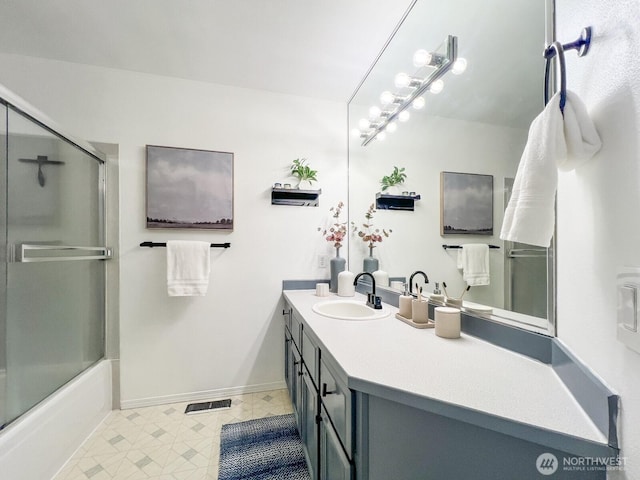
0;85;109;429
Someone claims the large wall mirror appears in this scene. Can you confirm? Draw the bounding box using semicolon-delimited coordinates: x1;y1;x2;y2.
348;0;556;334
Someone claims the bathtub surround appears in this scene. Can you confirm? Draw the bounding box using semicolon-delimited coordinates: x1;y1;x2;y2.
0;360;112;480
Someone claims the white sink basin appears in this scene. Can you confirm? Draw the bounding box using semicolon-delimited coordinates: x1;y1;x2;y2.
312;300;390;320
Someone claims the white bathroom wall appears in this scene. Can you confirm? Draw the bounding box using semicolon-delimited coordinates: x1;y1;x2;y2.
0;53;348;407
556;1;640;478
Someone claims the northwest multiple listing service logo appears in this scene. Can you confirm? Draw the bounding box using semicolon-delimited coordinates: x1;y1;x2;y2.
536;453;559;475
536;452;627;475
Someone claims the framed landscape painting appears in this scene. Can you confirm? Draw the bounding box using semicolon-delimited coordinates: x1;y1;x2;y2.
440;171;493;235
146;145;234;230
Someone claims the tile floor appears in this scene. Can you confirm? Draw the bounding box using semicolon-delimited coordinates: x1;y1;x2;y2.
53;389;293;480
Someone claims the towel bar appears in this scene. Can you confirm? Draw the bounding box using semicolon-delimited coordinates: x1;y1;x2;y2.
442;244;499;250
140;241;231;248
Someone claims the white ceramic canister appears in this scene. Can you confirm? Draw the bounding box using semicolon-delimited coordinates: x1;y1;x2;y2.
372;269;390;287
435;307;461;338
337;271;355;297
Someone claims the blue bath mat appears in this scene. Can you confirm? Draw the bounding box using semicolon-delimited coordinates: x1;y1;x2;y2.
218;414;310;480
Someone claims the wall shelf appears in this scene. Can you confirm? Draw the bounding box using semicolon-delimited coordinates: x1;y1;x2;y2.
271;188;321;207
375;192;420;211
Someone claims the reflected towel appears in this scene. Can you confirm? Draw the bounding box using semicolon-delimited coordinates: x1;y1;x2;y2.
500;91;601;247
166;240;211;296
457;244;490;286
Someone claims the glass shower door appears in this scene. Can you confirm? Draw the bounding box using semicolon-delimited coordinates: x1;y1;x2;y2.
1;102;7;429
503;178;548;322
1;105;108;429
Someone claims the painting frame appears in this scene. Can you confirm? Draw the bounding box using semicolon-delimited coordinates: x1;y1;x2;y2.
440;171;493;235
146;145;234;230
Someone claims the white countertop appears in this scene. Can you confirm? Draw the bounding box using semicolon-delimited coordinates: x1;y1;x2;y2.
283;289;607;449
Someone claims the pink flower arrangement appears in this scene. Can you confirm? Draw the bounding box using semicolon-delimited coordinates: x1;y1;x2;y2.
352;203;392;249
319;201;347;249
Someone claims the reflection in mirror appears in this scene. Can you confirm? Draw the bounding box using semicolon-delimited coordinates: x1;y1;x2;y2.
348;0;554;333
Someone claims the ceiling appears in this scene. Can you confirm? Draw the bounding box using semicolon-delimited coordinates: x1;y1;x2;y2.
0;0;414;102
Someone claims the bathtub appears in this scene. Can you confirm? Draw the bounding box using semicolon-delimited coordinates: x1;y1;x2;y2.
0;359;113;479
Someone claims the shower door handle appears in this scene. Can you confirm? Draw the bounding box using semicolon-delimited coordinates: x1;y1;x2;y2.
507;248;547;258
9;244;113;262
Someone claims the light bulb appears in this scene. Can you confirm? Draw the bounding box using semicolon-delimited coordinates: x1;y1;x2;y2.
380;91;395;105
394;72;410;88
429;79;444;94
452;58;467;75
377;132;386;141
398;110;410;122
386;121;397;133
412;97;426;110
413;49;432;68
359;118;370;130
369;106;382;119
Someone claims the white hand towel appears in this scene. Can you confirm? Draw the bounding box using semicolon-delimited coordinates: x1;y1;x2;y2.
166;240;211;296
457;244;490;286
500;91;601;247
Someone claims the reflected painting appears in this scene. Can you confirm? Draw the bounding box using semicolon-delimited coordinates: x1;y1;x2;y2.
146;145;234;230
440;171;493;235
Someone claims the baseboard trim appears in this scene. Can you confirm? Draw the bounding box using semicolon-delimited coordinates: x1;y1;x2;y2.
120;380;287;410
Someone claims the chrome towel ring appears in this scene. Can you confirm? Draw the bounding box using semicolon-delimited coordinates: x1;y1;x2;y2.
544;27;592;113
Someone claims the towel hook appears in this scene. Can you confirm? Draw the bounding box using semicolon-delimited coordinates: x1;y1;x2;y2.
543;27;592;113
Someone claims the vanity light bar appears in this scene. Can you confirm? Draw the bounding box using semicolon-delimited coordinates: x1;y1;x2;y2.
361;35;458;147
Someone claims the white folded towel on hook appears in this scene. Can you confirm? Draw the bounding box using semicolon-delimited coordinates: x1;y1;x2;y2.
500;91;601;247
457;244;490;286
166;240;211;296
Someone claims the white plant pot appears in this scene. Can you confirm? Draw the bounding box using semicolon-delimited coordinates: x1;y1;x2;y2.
298;179;315;190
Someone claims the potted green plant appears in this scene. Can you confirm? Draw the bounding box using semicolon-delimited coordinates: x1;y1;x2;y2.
290;158;318;190
380;166;406;194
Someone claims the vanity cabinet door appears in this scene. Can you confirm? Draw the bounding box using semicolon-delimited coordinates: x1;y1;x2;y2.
300;367;319;480
284;329;295;403
290;345;302;425
320;406;353;480
320;358;353;458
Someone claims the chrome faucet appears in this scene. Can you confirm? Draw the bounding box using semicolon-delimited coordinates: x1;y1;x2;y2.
353;272;382;310
409;270;429;295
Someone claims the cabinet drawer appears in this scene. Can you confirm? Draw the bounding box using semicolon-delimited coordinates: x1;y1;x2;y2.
320;358;353;459
302;328;319;388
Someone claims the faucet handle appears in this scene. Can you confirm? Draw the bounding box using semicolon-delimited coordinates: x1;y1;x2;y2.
367;293;383;310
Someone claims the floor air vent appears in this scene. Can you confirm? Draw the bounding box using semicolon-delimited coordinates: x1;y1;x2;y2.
185;399;232;415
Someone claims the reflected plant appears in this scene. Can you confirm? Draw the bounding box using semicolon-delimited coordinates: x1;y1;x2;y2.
351;203;392;249
380;166;406;191
318;201;347;249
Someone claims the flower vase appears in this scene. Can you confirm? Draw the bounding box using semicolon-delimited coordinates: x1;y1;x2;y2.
330;247;346;293
363;245;379;273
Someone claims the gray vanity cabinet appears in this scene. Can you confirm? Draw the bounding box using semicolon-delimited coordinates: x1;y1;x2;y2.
284;307;320;479
283;305;355;480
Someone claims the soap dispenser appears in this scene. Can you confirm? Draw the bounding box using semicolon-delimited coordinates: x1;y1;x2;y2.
398;283;413;319
430;282;445;303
